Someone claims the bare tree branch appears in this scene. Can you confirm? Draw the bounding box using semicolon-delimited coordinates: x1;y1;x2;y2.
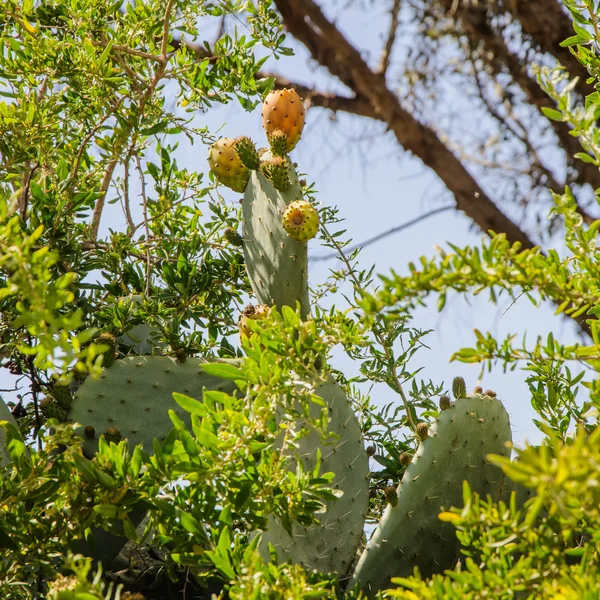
273;0;536;249
376;0;402;75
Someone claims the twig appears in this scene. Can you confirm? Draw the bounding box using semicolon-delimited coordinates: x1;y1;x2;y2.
122;158;135;235
376;0;402;75
320;222;417;431
311;204;455;262
24;333;42;446
90;158;118;241
90;40;163;63
136;155;153;296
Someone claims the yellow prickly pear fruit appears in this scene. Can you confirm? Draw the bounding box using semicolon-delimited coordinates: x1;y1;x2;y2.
208;137;250;193
261;88;305;153
239;304;270;340
282;200;319;242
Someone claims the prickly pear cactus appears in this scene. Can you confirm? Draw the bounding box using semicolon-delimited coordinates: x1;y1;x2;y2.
69;356;238;457
0;396;18;468
259;379;369;577
348;390;512;596
242;151;310;318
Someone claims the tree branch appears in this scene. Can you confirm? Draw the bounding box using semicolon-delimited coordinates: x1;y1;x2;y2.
273;0;536;249
376;0;402;75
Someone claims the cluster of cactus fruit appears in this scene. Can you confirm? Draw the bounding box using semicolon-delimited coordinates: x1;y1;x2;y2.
0;87;529;597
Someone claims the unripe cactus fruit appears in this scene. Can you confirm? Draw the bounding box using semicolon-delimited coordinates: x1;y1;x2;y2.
400;452;412;466
239;304;270;339
439;395;451;410
366;445;376;457
52;383;73;410
416;422;429;441
266;129;289;157
97;332;117;368
234;136;261;170
84;425;96;439
208;137;250;193
40;397;67;421
261;88;305;153
223;227;243;247
260;156;291;191
452;376;467;399
282;200;320;243
384;486;398;506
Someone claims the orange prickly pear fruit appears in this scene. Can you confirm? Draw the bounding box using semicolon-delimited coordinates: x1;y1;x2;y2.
262;88;305;153
208;137;250;193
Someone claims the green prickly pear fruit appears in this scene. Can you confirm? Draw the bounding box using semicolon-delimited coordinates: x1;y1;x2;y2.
40;397;67;421
239;304;270;340
399;452;412;466
416;422;428;441
452;376;467;399
52;383;73;410
223;227;243;247
208;137;250;193
97;332;117;368
262;88;305;153
282;200;319;243
439;395;451;410
103;427;122;444
366;445;376;457
266;128;289;157
384;485;398;506
260;156;291;191
234;136;261;170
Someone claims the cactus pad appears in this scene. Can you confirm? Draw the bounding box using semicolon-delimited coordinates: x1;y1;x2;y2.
242;152;310;318
69;356;238;456
259;379;369;577
348;393;512;595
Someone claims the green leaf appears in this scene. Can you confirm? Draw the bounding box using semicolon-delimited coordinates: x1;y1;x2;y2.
199;362;246;381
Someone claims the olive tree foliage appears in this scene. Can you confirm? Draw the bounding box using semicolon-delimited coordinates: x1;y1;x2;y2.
1;0;600;598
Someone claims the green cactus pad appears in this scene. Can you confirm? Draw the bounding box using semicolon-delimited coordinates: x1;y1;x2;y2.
0;397;18;468
242;151;309;318
348;393;512;595
69;356;239;457
258;379;369;577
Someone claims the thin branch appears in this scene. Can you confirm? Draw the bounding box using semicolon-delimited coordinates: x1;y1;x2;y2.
89;158;118;241
136;155;153;296
122;158;135;235
311;204;455;262
90;40;163;63
376;0;401;75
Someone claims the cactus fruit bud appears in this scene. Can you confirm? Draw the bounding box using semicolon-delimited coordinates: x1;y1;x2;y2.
208;137;250;193
239;304;270;339
416;422;429;441
103;427;122;444
484;389;497;398
224;227;244;247
384;486;398;506
97;332;117;368
473;385;483;394
262;88;305;153
84;425;96;439
282;200;320;243
174;348;186;363
439;395;451;410
452;376;467;400
234;136;261;170
52;384;73;410
260;156;291;191
400;452;412;466
40;397;67;421
366;445;376;457
267;128;289;157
